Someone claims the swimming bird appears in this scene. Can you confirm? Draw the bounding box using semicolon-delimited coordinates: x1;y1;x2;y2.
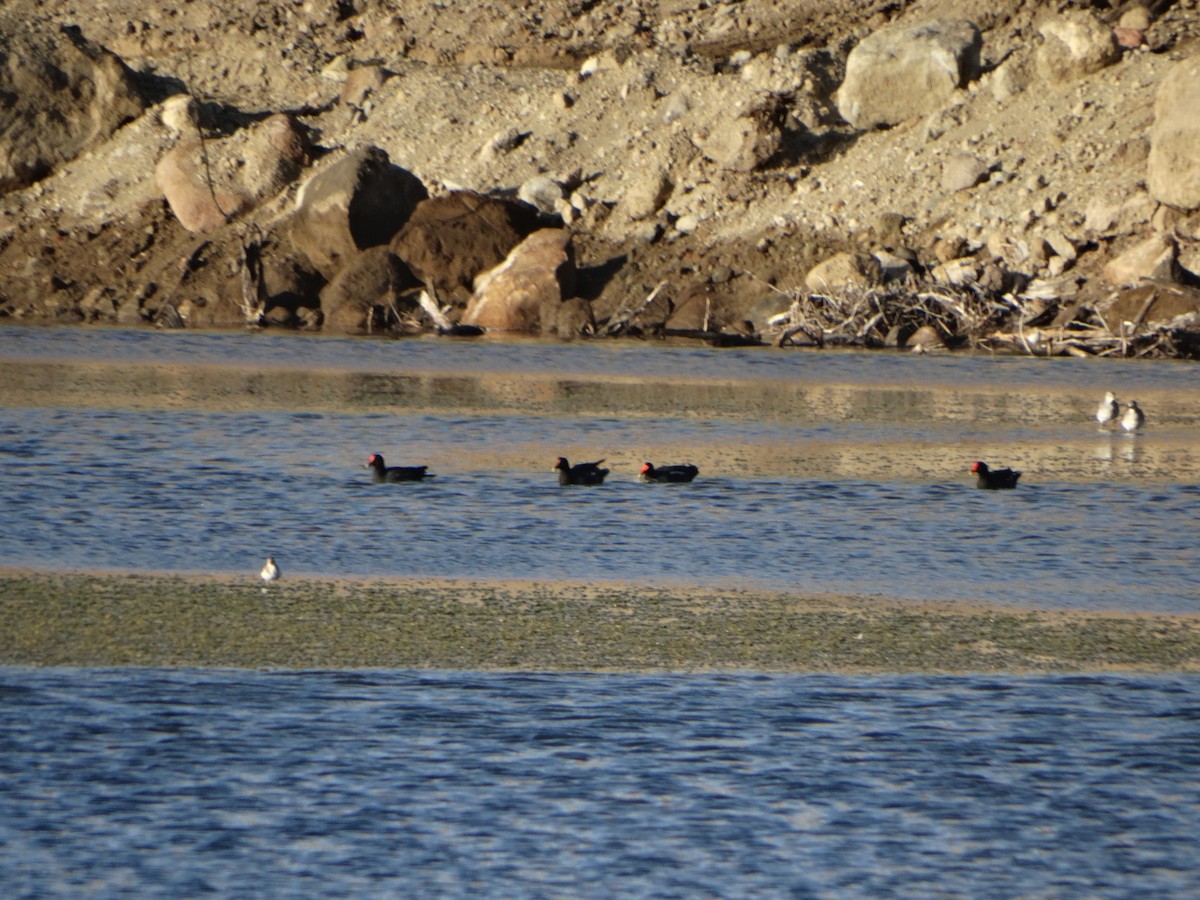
260;556;281;583
366;452;434;482
639;462;699;483
1096;391;1120;428
1121;401;1145;433
971;460;1021;490
555;456;609;485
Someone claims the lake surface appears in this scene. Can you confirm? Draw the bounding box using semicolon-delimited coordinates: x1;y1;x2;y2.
2;325;1197;611
2;668;1198;898
4;327;1200;896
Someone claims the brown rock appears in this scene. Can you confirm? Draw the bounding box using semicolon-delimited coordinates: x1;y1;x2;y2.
321;246;422;333
1101;282;1200;329
462;229;577;333
391;191;544;306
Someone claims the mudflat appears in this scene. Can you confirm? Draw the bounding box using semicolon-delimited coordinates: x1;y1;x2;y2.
3;570;1199;673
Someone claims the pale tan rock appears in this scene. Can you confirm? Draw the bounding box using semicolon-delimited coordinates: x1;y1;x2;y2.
463;229;577;333
1118;6;1152;31
1036;11;1119;82
1147;56;1200;212
805;252;881;293
1103;234;1178;286
942;153;988;192
836;20;982;129
930;258;978;286
699;97;786;172
623;165;674;220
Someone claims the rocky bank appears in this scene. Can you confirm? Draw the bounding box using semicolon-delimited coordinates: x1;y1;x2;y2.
2;0;1200;357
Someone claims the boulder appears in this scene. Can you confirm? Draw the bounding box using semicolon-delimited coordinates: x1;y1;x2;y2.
699;95;788;171
157;113;310;234
1147;55;1200;212
291;146;428;280
156;140;249;233
1103;234;1179;286
805;252;882;293
0;21;147;191
941;153;988;193
462;229;577;333
391;191;544;306
1035;12;1119;83
518;175;564;216
321;246;422;333
836;20;982;129
1101;282;1200;329
622;164;674;220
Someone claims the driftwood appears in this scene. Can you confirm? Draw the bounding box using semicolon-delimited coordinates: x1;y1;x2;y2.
763;278;1200;359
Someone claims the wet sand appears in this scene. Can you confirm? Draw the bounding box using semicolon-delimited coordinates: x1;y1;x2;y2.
3;570;1199;673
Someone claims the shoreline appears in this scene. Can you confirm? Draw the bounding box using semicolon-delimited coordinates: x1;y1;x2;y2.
3;570;1198;674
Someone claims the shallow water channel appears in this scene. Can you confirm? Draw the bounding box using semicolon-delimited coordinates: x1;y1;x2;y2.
2;325;1198;611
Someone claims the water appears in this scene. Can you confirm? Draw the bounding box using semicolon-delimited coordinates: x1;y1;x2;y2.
4;322;1200;390
1;668;1198;898
1;404;1198;609
4;326;1200;895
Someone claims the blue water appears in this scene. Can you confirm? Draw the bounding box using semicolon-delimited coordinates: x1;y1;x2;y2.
4;327;1200;895
1;405;1198;610
2;669;1198;898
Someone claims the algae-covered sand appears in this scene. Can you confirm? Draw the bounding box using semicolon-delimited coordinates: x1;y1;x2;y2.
3;571;1199;673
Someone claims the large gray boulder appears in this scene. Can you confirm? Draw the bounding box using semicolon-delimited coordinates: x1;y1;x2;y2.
1148;55;1200;212
836;20;981;130
0;21;147;191
290;146;428;280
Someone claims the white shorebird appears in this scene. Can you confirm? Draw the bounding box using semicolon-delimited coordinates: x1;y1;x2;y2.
1121;400;1146;433
1096;391;1120;428
260;556;281;584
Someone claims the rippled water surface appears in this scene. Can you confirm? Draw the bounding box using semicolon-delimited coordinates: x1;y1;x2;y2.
2;668;1198;898
2;326;1198;611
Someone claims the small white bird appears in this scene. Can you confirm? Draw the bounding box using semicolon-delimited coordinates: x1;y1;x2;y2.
260;556;281;584
1121;400;1146;433
1096;391;1120;428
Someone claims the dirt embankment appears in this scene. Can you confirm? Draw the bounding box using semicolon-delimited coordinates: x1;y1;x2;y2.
1;1;1199;354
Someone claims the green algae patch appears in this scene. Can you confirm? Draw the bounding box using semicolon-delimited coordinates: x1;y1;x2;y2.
3;571;1200;673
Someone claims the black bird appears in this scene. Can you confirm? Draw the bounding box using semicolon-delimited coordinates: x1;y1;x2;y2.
971;460;1021;490
366;452;434;483
555;456;609;485
640;462;699;483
